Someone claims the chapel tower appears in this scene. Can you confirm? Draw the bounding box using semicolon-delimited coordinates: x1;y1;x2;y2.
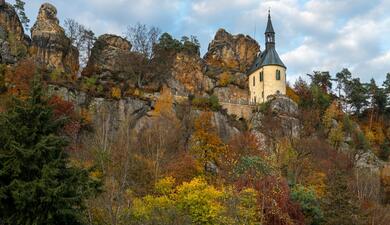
248;10;286;104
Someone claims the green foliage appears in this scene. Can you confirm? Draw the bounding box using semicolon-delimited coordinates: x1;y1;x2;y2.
81;76;98;92
307;71;332;94
13;0;30;31
322;172;364;225
328;123;345;150
0;81;100;225
7;32;28;59
291;185;323;225
0;64;6;93
49;68;64;81
191;95;221;111
155;33;200;56
379;141;390;161
234;156;272;179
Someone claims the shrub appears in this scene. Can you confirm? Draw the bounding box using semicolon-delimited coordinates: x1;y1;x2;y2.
191;95;221;111
291;185;323;225
111;87;121;99
218;72;234;87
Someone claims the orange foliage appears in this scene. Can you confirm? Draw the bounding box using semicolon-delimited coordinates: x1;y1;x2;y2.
164;153;202;183
190;112;227;168
218;72;233;87
5;59;36;97
153;86;174;117
286;86;300;104
80;108;93;124
111;87;121;99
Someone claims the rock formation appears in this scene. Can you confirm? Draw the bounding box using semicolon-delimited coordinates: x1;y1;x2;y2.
0;1;29;63
204;28;260;74
168;53;214;96
31;3;78;77
82;34;132;81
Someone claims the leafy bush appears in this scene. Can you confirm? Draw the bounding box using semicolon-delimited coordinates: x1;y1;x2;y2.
291;185;323;225
218;72;234;87
191;95;221;111
111;86;121;99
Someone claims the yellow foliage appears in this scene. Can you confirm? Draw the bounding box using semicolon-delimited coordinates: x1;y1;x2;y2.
175;177;225;224
328;123;345;149
129;177;227;224
155;176;175;195
286;86;300;104
153;86;174;118
322;101;342;131
80;108;92;124
218;72;233;87
364;123;385;146
190;112;227;168
111;87;121;99
305;171;327;198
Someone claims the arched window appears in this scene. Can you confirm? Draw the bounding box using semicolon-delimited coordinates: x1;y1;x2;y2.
253;76;255;86
276;90;280;95
276;70;280;80
259;71;263;81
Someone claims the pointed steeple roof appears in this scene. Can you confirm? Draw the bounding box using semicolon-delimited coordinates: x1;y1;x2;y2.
265;10;274;34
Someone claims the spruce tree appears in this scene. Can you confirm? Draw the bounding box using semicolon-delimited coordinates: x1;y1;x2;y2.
0;81;99;225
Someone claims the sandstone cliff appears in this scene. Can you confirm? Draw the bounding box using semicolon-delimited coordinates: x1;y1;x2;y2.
31;3;79;78
0;1;29;63
82;34;132;81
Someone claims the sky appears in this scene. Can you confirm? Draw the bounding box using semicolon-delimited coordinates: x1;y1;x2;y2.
12;0;390;84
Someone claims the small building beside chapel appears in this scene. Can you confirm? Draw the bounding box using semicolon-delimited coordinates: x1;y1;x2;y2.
248;11;286;104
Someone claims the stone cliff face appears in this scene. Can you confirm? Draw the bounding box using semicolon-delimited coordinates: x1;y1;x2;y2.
204;28;259;74
82;34;132;82
0;1;29;63
168;53;214;96
31;3;79;77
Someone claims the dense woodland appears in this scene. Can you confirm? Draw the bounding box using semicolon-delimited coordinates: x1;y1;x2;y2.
1;1;390;225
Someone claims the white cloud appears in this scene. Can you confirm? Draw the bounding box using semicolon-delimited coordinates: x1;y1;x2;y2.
19;0;390;83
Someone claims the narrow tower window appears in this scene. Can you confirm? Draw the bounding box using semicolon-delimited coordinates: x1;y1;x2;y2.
276;70;280;80
253;76;255;86
260;72;264;81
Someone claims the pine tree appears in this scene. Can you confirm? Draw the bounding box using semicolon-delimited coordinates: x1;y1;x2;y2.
13;0;30;31
0;81;100;225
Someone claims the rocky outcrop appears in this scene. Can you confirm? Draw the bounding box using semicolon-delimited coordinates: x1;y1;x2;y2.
168;53;214;96
214;85;249;104
250;95;299;137
31;3;79;77
82;34;132;81
48;85;150;132
204;28;259;73
0;1;29;63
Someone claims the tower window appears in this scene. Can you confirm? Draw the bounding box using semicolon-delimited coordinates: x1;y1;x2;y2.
259;72;263;81
253;76;255;86
276;70;281;80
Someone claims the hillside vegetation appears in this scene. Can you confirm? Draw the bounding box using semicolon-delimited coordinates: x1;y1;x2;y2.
0;1;389;225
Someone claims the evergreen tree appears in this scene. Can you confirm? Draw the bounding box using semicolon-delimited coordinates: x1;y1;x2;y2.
322;172;365;225
0;81;100;225
346;78;368;115
13;0;30;31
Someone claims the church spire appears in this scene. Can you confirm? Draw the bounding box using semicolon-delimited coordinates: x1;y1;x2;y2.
265;9;275;50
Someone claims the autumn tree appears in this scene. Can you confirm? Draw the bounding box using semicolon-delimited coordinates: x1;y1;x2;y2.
5;59;36;97
190;112;226;172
